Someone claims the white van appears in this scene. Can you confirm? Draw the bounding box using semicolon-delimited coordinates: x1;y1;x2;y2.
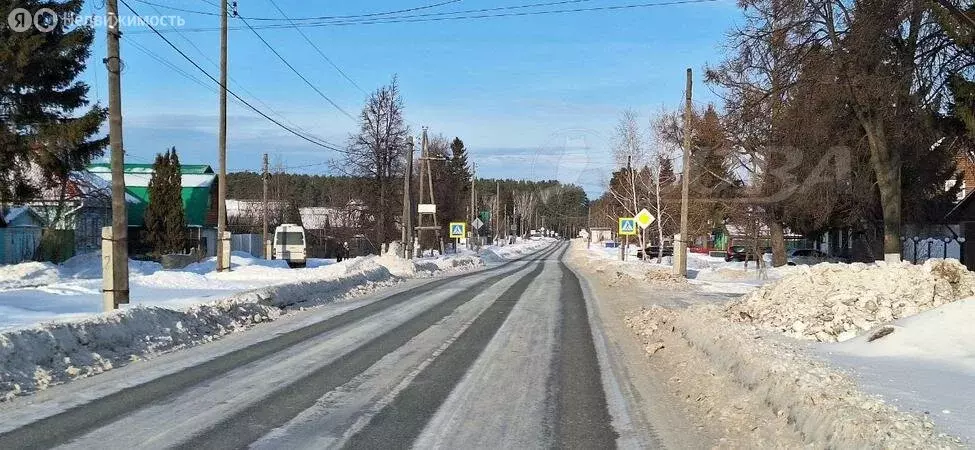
272;224;307;268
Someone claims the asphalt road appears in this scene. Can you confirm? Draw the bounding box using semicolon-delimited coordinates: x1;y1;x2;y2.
0;242;649;449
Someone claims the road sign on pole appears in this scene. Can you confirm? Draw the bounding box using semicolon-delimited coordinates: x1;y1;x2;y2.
472;217;484;230
635;209;656;230
618;218;637;236
449;222;466;238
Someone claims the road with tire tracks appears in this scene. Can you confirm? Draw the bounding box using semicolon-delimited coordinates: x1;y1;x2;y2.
0;242;661;449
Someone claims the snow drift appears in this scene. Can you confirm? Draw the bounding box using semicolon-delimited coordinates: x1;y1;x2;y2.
626;305;961;448
725;259;975;342
0;246;512;400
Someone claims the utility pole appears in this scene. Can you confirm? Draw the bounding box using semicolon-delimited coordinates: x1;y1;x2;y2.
470;162;476;249
262;153;269;259
494;181;500;244
401;136;415;258
415;128;443;256
103;0;129;312
676;68;693;277
216;0;230;272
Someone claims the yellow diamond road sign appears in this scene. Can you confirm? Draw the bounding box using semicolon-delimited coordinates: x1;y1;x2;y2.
636;209;656;229
449;222;466;238
618;218;637;236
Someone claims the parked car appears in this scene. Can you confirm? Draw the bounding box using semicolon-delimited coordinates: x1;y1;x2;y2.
272;224;307;268
636;245;674;259
724;245;771;262
786;248;846;266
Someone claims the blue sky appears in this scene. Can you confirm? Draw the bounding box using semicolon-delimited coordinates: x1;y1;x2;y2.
79;0;743;197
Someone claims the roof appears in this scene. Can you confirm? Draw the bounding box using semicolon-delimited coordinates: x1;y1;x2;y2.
86;164;217;227
226;199;285;225
2;206;44;227
87;163;214;175
946;188;975;223
299;204;367;230
299;207;345;230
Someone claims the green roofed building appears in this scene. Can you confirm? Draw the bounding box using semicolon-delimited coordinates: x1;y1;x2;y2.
86;163;217;227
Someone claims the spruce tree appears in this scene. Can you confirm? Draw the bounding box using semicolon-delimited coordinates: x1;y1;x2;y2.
145;153;170;255
145;148;186;255
0;0;107;203
165;148;187;252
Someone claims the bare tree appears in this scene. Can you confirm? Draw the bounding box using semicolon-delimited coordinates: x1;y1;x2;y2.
335;77;409;246
609;110;648;259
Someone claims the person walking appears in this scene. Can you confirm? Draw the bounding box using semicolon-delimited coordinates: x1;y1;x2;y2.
336;241;351;262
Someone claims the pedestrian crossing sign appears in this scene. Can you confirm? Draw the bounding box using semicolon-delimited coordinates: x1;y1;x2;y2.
618;218;637;236
449;222;466;238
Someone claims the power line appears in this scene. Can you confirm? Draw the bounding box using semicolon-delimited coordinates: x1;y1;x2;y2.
126;38;215;90
138;0;326;139
236;14;358;121
132;0;462;21
117;0;345;151
264;0;366;94
274;0;599;23
128;0;723;33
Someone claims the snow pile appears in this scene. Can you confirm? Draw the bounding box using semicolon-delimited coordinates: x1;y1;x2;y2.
726;259;975;342
479;237;556;263
0;293;280;401
58;252;164;279
0;262;61;290
0;241;546;400
832;297;975;366
820;298;975;441
626;305;962;447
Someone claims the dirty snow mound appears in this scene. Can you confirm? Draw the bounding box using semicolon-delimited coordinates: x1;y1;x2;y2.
625;305;962;447
726;259;975;342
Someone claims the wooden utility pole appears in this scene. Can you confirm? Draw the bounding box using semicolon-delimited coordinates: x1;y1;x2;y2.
470;162;477;249
103;0;129;311
494;181;500;244
415;128;443;255
216;0;229;271
676;68;693;277
262;153;269;259
401;137;415;258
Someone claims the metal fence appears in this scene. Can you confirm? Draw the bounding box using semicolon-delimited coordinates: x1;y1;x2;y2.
902;236;963;264
231;233;264;258
0;228;43;264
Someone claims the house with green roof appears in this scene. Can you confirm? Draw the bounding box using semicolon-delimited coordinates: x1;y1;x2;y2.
86;163;218;228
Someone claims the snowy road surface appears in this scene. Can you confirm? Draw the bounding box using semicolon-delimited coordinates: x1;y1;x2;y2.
0;242;659;449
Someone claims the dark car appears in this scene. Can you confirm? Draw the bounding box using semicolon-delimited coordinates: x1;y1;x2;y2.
636;245;674;259
786;248;848;266
724;245;770;262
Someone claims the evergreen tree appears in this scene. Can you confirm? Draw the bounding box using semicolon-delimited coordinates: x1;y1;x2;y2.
165;149;187;251
145;153;169;255
447;137;472;216
0;0;107;204
145;148;186;255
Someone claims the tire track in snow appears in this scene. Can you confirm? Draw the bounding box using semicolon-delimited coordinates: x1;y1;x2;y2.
172;244;563;449
0;245;559;449
339;247;554;449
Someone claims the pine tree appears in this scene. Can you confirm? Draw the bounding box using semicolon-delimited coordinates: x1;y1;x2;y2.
0;0;107;203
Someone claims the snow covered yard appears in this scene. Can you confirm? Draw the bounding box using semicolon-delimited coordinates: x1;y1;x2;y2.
571;239;973;445
815;298;975;441
0;238;555;400
582;240;796;296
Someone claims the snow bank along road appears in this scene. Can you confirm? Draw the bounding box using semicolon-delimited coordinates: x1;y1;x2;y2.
0;242;660;449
